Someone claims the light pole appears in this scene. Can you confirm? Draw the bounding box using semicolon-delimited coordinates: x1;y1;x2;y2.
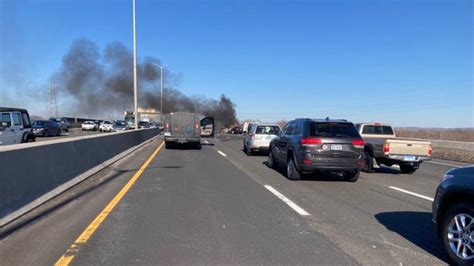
132;0;138;130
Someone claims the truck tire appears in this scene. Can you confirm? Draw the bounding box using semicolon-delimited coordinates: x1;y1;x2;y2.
400;165;416;174
343;170;360;182
362;150;375;173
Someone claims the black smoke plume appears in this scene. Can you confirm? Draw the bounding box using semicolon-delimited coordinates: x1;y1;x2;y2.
53;38;238;126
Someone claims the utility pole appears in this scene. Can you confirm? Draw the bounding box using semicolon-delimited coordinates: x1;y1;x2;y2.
132;0;139;129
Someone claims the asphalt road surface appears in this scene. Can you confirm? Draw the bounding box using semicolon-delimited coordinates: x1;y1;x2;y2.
1;135;469;265
34;128;102;142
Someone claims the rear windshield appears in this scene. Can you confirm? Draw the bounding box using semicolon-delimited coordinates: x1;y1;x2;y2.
362;125;394;135
256;125;280;135
33;121;45;126
310;122;360;138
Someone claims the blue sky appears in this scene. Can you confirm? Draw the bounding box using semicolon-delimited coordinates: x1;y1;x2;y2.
0;0;472;127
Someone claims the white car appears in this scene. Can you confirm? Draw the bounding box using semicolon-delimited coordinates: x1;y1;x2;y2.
243;124;281;155
99;121;113;132
81;121;97;131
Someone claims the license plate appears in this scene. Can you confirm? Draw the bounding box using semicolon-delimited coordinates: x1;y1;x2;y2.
331;144;343;151
404;155;416;161
164;132;171;136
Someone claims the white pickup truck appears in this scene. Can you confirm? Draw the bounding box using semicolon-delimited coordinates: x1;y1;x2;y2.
355;123;432;174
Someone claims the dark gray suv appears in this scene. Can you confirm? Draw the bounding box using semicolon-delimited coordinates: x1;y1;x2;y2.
268;118;365;181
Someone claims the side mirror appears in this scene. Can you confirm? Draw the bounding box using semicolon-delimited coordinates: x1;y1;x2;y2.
2;121;11;128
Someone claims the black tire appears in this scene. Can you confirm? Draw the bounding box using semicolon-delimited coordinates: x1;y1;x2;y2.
441;203;474;266
243;143;247;153
286;156;301;180
343;170;360;182
362;150;375;173
400;165;416;174
246;146;253;156
57;128;61;136
165;142;172;149
267;149;277;169
44;130;48;137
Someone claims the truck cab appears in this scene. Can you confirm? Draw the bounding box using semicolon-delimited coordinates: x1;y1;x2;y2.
0;107;35;145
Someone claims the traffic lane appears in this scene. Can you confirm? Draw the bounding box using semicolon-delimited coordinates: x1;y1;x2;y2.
71;142;356;265
0;138;163;266
214;138;448;265
34;128;102;142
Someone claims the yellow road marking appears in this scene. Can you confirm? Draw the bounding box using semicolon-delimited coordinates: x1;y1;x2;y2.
55;141;165;266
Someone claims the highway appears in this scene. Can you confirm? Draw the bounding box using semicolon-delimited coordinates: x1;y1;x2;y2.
34;129;102;142
0;135;469;265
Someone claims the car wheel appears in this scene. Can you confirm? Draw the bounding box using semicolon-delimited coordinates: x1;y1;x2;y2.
400;165;416;174
57;128;61;136
286;156;301;180
343;170;360;182
44;130;48;137
267;149;277;169
243;143;247;153
246;146;253;156
441;203;474;266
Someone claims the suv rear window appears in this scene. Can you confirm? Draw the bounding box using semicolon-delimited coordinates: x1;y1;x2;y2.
255;125;280;135
362;125;394;135
310;122;360;138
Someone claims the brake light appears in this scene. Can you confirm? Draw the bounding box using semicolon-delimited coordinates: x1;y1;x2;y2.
165;123;169;129
195;123;199;129
383;143;390;153
303;159;312;165
300;138;322;145
428;145;432;156
352;139;364;148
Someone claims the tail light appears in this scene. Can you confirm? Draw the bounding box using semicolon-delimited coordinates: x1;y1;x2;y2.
428;145;433;156
165;123;169;129
195;123;199;129
352;139;364;148
383;143;390;153
303;159;312;165
300;138;322;145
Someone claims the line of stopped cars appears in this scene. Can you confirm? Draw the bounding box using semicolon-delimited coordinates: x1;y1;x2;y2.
239;118;473;265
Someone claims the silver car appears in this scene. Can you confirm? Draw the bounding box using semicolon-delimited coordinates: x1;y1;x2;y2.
243;124;280;155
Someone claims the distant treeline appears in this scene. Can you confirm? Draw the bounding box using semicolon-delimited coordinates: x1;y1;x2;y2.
395;128;474;142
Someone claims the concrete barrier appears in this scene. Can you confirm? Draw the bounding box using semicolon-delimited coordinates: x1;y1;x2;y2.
0;128;159;226
409;139;474;163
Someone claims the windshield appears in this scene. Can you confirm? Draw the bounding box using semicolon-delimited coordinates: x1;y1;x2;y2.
255;126;280;135
310;122;360;138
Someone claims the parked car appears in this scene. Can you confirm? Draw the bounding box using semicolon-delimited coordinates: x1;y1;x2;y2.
432;166;474;265
0;107;35;145
112;120;129;131
268;118;365;181
32;120;61;137
99;120;113;132
243;123;280;155
50;117;69;132
231;127;243;134
81;121;97;131
355;123;432;174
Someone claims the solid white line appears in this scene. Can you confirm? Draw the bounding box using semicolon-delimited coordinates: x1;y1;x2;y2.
388;186;434;202
264;185;310;216
217;150;227;157
425;161;461;168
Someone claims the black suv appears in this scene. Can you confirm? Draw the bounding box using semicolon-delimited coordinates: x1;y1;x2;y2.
432;166;474;265
268;118;365;182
